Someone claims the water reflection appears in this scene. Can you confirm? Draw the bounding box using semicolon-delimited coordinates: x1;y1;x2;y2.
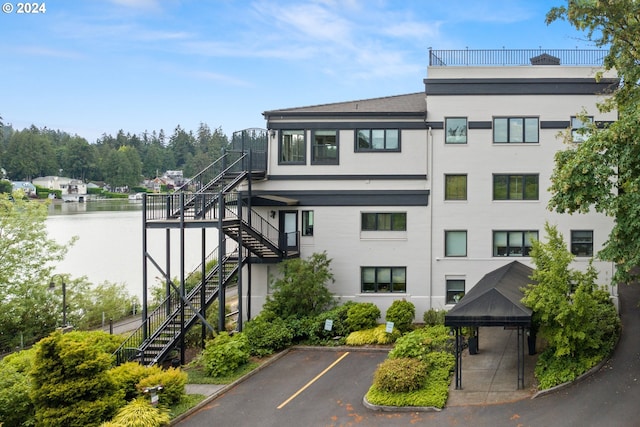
48;199;142;215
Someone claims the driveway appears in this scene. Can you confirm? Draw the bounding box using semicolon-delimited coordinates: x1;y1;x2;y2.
176;282;640;426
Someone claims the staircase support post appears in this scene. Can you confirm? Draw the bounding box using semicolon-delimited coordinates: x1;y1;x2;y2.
180;191;186;365
218;191;226;333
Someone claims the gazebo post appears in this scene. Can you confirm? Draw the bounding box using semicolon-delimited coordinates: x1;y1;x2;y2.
517;326;525;389
455;326;463;389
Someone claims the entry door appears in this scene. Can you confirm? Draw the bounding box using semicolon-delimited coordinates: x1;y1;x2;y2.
280;211;298;251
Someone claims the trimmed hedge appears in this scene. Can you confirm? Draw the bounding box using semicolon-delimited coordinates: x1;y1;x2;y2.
385;300;415;333
345;324;401;346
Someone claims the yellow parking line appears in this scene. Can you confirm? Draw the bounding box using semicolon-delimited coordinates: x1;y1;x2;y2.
277;352;350;409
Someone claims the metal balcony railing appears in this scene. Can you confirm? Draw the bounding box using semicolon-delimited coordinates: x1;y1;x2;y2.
428;48;608;67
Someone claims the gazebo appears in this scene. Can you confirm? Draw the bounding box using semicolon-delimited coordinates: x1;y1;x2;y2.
445;261;535;389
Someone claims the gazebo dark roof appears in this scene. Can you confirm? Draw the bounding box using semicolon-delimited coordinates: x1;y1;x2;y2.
445;261;535;327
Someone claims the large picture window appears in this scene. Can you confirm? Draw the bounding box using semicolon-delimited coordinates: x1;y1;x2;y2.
571;230;593;256
361;212;407;231
493;117;539;143
446;279;465;304
445;175;467;200
445;117;467;144
493;174;539;200
279;130;305;164
445;230;467;257
312;130;338;164
493;230;538;257
356;129;399;151
361;267;406;293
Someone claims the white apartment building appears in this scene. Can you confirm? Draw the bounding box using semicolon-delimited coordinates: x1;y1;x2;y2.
243;49;618;320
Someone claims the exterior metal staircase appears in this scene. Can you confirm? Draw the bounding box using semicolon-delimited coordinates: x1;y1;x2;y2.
113;129;298;366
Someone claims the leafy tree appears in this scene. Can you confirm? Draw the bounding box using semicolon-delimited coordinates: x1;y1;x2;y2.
0;179;11;193
522;223;620;360
4;127;57;180
546;1;640;282
0;348;36;427
262;251;336;319
0;193;74;351
30;331;125;427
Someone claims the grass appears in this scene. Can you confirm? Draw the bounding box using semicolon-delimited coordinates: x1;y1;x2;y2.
170;394;207;418
184;360;261;385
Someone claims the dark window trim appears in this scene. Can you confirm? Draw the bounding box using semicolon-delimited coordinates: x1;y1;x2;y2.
492;174;539;200
311;129;339;165
493;117;539;143
570;229;594;257
493;230;538;257
446;279;466;304
361;212;407;231
361;266;407;293
445;117;468;144
445;230;468;257
445;174;467;201
355;128;401;152
278;130;306;165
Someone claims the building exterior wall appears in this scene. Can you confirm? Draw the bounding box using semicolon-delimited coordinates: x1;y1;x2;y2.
241;54;617;322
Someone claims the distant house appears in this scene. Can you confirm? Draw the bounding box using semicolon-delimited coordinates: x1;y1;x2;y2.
32;176;88;202
11;181;37;197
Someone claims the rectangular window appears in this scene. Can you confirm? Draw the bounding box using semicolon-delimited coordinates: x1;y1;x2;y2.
493;230;538;257
445;117;467;144
493;117;539;143
446;279;465;304
571;116;593;142
445;174;467;200
279;130;305;164
571;230;593;256
493;174;539;200
312;130;338;164
302;210;314;236
361;267;406;293
361;212;406;231
445;231;467;257
355;129;399;151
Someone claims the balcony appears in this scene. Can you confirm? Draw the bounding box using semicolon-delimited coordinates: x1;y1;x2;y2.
428;48;608;67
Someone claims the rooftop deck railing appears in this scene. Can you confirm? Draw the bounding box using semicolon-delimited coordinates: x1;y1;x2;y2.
428;49;608;67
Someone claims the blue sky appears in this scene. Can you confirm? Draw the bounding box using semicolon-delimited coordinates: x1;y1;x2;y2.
1;0;596;142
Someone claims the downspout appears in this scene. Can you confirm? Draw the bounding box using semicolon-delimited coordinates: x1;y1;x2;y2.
425;95;434;309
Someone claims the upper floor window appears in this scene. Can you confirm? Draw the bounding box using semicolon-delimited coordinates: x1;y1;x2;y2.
361;266;406;293
493;230;538;257
445;230;467;257
494;117;539;143
312;130;338;164
302;210;314;236
279;130;305;164
445;174;467;201
493;174;539;200
446;117;467;144
571;116;593;142
356;129;399;151
361;212;407;231
571;230;593;257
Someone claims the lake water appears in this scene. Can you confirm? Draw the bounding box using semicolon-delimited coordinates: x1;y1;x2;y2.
46;199;218;299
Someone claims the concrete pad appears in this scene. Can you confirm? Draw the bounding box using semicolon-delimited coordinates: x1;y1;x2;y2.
446;326;538;407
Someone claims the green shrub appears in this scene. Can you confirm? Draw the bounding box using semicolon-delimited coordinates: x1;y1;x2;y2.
305;302;354;344
534;348;603;390
346;302;380;331
385;299;416;332
136;367;187;407
372;358;428;393
31;331;125;427
345;324;400;346
110;362;163;401
108;397;170;427
388;325;454;360
365;351;455;409
423;308;446;326
0;349;36;427
201;332;250;378
244;315;293;356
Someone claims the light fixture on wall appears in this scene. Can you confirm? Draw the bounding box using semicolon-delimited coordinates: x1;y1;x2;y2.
270;130;276;138
270;210;276;218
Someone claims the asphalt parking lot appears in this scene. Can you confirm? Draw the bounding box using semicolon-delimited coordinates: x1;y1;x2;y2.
175;348;393;427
